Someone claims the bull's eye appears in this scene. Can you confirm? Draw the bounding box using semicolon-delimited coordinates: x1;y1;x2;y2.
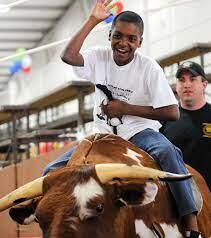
96;203;104;214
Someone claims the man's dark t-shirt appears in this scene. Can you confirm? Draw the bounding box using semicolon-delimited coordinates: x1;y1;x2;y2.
160;103;211;190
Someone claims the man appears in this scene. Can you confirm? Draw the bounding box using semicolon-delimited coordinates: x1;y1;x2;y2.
161;61;211;191
44;1;201;237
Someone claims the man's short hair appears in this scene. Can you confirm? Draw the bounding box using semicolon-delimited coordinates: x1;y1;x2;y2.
111;11;144;34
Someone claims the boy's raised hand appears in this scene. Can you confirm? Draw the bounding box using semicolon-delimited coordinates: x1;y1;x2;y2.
90;0;116;23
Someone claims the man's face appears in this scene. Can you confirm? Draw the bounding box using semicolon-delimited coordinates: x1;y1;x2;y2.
176;70;207;108
110;21;142;66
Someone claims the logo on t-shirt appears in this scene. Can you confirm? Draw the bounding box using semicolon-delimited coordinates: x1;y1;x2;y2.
202;123;211;138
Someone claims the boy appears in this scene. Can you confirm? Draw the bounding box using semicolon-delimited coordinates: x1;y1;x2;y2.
45;1;201;237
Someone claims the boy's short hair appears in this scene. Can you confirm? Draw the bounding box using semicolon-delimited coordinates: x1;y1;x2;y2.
111;11;144;34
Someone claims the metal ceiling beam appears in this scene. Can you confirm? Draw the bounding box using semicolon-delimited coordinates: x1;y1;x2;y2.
0;62;10;67
0;20;53;28
0;78;8;82
0;51;15;57
0;28;47;33
0;31;43;36
0;66;9;71
0;18;59;22
0;71;9;75
0;71;9;74
0;81;9;85
0;46;35;51
0;69;9;72
0;39;40;43
0;9;64;20
20;0;73;7
0;31;43;40
0;87;7;91
15;5;67;10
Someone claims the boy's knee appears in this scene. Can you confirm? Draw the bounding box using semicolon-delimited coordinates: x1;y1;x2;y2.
42;166;51;176
152;142;179;165
155;142;173;157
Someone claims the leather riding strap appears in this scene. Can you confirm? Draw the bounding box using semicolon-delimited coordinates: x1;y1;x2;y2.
96;84;118;135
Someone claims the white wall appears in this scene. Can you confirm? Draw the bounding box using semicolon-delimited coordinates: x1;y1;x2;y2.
0;0;210;105
149;0;211;58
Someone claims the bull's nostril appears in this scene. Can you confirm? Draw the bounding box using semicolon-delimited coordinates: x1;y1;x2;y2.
96;203;104;214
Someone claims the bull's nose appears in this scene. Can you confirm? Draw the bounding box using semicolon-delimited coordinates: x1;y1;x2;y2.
96;203;104;214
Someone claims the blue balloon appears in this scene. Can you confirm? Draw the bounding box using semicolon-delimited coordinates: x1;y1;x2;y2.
14;60;22;71
9;64;16;75
9;60;22;75
104;15;114;23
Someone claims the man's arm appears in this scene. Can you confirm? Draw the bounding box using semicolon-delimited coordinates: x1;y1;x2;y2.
104;100;180;121
61;0;115;66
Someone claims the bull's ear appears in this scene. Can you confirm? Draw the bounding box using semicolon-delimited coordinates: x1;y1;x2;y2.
115;182;158;207
9;198;40;225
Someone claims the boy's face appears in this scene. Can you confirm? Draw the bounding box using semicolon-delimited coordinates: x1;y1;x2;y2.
110;20;143;66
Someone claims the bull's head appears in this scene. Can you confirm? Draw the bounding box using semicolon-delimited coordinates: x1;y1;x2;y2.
0;134;191;238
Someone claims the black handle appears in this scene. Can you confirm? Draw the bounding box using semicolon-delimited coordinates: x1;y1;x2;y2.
96;84;113;101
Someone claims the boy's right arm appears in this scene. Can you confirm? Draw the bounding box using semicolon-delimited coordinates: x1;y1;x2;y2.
61;0;115;66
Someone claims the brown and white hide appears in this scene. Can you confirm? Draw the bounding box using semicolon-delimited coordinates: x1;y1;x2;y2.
3;134;211;238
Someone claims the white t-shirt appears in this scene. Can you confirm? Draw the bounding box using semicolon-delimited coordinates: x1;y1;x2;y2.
73;46;177;140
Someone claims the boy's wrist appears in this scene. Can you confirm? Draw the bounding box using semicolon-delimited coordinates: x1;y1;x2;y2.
88;16;101;25
124;102;131;115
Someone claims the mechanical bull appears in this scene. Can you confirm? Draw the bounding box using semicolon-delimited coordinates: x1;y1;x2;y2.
0;133;210;238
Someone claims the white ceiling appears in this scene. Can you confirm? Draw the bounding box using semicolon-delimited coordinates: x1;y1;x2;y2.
0;0;75;90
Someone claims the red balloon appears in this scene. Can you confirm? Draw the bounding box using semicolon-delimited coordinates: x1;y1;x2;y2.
22;67;31;74
116;1;124;14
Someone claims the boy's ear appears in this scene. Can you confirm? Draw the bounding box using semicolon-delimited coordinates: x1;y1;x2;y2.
108;30;112;41
139;37;143;47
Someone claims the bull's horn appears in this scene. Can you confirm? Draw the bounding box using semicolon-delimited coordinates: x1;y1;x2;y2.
95;164;192;184
0;176;45;212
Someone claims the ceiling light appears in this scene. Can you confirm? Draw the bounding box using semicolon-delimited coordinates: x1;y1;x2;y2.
0;0;31;13
0;4;10;13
